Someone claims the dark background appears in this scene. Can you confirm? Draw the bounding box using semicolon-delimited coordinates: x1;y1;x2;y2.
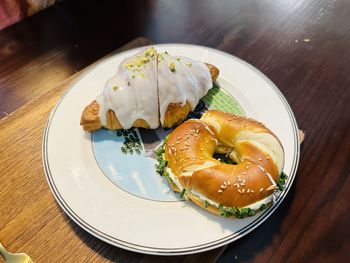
0;0;349;262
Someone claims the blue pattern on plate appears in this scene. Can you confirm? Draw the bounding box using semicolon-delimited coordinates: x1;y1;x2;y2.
92;129;181;201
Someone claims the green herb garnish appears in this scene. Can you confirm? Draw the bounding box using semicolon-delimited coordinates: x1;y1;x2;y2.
180;189;186;198
155;143;168;177
216;203;270;218
277;172;288;191
117;128;143;155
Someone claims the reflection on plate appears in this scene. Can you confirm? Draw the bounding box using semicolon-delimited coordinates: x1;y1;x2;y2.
43;44;299;255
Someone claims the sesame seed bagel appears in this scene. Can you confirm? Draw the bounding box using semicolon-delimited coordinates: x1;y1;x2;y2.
164;110;284;216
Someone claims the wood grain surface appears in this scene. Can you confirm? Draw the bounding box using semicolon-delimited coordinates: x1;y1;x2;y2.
0;0;349;262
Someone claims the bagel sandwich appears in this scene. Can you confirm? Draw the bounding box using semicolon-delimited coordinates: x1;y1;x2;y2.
156;110;285;218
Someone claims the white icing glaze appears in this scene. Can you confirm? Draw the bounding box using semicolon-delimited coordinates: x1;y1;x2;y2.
96;48;212;129
97;48;159;129
157;53;212;125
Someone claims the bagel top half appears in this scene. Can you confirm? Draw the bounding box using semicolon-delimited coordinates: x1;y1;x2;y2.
164;110;284;210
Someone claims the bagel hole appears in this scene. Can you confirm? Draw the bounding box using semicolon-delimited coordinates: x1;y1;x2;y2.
213;153;237;165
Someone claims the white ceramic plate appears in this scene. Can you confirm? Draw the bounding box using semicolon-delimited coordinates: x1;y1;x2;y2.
43;44;300;255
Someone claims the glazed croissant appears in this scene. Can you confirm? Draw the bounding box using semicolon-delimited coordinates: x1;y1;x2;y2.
80;47;219;132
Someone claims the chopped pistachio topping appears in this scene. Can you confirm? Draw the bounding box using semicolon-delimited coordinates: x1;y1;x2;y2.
132;75;136;79
186;61;192;67
124;63;134;69
169;62;176;72
145;48;155;57
112;86;119;91
176;57;180;61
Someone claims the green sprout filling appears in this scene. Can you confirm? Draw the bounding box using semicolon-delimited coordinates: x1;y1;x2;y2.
155;143;168;177
180;189;186;198
277;172;288;191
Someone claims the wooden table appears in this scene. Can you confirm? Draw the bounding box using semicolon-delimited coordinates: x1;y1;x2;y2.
0;1;349;262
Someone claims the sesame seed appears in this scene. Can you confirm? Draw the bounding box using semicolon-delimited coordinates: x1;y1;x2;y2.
221;185;226;189
242;189;245;193
200;148;203;151
227;180;231;185
224;181;227;186
233;183;238;187
258;158;263;161
260;188;264;192
247;189;250;193
247;162;251;165
177;136;182;140
243;172;247;175
199;157;203;160
267;185;278;191
242;179;246;183
246;165;250;169
266;157;271;160
218;190;223;193
238;189;242;193
251;189;255;193
228;118;233;121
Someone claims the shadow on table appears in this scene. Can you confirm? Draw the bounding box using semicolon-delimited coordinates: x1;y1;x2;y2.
217;181;297;262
